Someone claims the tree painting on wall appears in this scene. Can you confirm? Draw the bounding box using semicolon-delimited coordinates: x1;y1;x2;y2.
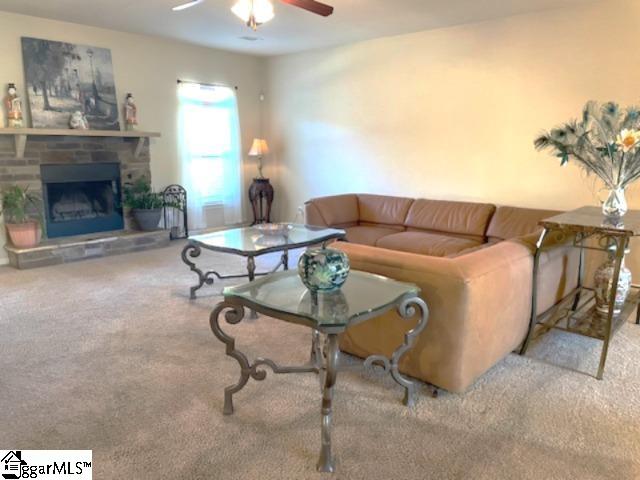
21;37;120;130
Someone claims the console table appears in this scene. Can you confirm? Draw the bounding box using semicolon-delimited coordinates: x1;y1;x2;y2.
210;270;429;473
520;206;640;379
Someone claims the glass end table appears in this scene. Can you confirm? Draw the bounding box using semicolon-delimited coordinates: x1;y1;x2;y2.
181;224;345;300
210;270;429;473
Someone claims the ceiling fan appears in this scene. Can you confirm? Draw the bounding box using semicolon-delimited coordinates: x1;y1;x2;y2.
172;0;334;30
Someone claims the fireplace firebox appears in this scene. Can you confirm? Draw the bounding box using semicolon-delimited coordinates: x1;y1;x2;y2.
41;163;124;238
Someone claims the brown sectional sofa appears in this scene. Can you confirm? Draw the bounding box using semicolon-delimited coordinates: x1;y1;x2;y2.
305;194;579;393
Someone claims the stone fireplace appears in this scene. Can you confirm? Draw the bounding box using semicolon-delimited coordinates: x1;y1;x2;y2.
0;132;169;269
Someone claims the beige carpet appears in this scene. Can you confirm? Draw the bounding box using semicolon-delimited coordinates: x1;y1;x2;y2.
1;242;639;480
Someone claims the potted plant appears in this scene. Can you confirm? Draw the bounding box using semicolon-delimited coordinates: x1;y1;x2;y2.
0;185;42;248
123;177;165;231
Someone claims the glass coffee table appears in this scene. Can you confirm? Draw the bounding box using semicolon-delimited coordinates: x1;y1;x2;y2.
210;270;429;473
181;225;345;300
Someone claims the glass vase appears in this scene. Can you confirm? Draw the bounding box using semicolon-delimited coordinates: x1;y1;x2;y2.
602;187;627;218
594;247;632;318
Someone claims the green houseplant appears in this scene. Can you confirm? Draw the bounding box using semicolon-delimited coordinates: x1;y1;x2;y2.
123;177;165;231
0;185;42;248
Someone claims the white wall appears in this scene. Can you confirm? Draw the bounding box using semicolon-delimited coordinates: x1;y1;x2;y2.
0;11;265;264
266;0;640;273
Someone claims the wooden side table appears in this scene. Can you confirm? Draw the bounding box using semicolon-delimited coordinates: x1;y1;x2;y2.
248;178;274;225
520;206;640;379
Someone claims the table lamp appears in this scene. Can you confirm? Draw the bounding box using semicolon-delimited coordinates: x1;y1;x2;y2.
248;138;269;179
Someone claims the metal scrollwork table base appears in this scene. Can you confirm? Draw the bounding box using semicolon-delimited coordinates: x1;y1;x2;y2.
181;243;288;300
209;271;429;473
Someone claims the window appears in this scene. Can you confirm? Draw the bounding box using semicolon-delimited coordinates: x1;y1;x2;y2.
178;82;243;229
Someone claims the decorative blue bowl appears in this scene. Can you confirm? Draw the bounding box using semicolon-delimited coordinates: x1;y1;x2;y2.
297;247;350;293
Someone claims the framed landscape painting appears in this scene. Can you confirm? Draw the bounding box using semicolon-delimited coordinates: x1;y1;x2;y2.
21;37;120;130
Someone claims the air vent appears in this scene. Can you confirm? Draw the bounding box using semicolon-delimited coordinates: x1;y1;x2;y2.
239;36;261;41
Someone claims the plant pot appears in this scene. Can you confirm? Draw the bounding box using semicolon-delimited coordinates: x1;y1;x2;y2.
132;208;162;231
6;221;41;248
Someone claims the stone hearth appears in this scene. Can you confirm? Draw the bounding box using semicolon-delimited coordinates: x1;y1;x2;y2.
5;230;170;269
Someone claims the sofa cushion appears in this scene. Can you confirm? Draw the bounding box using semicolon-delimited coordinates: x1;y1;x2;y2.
345;226;400;246
404;199;496;239
305;194;359;227
357;194;414;227
487;206;558;240
376;231;481;257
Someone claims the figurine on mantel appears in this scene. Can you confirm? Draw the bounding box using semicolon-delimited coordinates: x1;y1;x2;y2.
5;83;23;128
124;93;138;131
69;110;90;130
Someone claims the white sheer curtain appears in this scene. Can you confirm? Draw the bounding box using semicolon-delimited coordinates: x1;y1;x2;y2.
178;82;243;230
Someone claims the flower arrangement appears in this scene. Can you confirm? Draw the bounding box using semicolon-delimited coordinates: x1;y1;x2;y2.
534;101;640;217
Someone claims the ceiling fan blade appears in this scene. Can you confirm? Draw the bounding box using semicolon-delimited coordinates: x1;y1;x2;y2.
172;0;205;11
279;0;334;17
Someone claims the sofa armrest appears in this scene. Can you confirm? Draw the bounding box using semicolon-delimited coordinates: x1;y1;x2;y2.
305;201;328;227
512;232;580;314
336;240;532;287
514;229;575;252
335;241;534;392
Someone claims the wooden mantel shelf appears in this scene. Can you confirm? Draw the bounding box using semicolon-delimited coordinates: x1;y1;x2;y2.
0;128;161;159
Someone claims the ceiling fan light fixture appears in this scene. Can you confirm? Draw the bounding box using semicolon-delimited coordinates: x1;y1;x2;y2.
231;0;275;30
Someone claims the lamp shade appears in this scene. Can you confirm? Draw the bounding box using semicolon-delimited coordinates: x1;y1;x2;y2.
248;138;269;156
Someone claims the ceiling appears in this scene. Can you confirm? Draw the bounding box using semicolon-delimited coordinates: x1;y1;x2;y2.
0;0;597;56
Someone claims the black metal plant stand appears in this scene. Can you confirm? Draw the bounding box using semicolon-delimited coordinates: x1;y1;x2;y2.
163;184;188;239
